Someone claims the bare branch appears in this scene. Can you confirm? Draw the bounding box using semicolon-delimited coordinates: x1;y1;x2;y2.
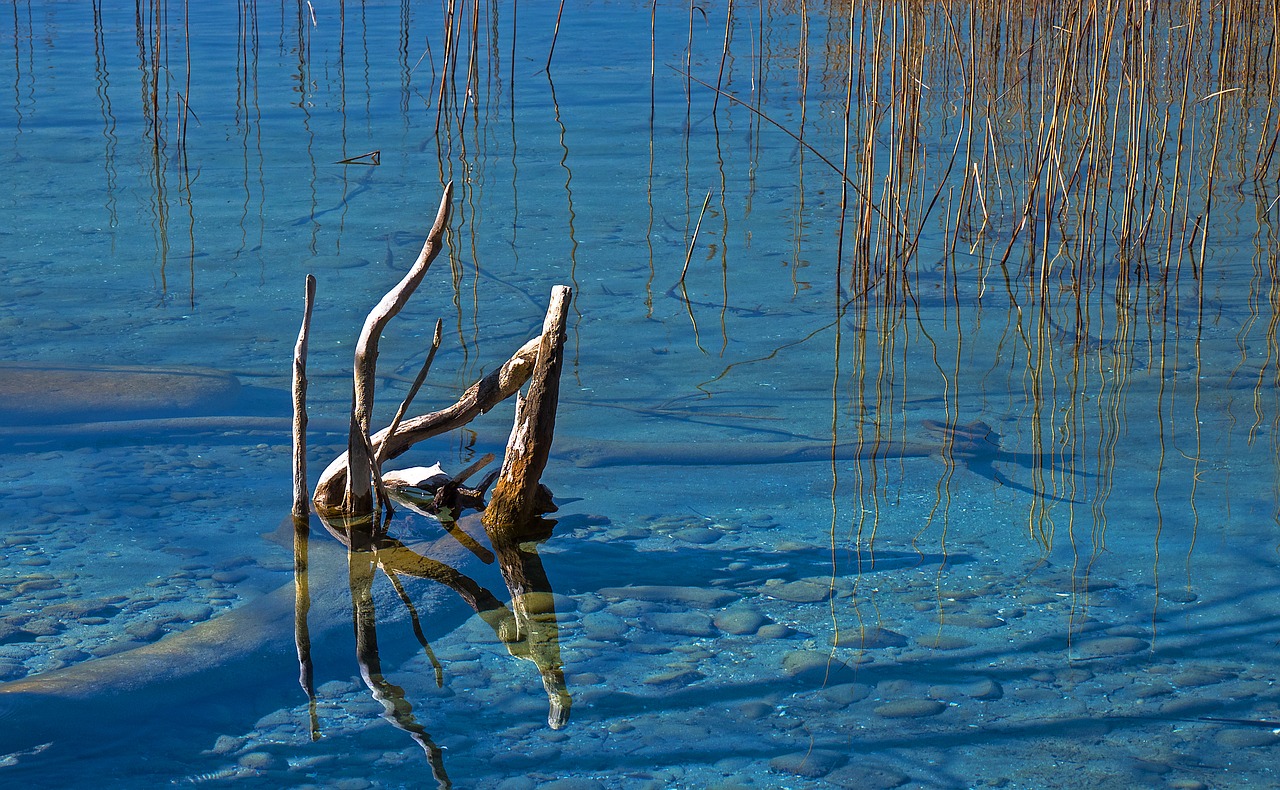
346;182;455;514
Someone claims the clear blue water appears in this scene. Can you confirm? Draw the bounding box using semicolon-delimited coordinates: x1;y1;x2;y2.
2;2;1280;788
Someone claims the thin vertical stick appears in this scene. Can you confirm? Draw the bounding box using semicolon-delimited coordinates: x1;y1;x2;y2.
546;0;565;71
291;272;318;740
378;319;445;466
679;188;713;284
293;273;317;520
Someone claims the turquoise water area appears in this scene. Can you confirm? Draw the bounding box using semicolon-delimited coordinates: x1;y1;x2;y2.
3;1;1280;787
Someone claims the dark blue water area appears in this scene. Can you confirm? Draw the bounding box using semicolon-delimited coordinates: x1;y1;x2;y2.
2;1;1280;788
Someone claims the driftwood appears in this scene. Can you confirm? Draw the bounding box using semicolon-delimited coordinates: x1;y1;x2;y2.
290;273;319;739
292;274;316;521
484;285;571;530
293;182;576;740
479;285;574;728
345;182;454;516
312;336;541;512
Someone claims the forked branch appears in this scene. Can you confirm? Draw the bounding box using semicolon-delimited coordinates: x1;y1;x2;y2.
345;182;455;515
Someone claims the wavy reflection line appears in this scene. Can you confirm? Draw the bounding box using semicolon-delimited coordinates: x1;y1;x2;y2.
545;69;582;379
348;547;451;789
294;1;320;254
292;514;320;740
134;0;173;300
644;0;656;317
10;0;32;143
92;0;120;236
336;0;350;255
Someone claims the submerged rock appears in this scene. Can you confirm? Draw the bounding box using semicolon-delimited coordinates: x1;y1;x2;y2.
713;607;767;635
770;748;845;778
873;699;947;718
596;585;740;609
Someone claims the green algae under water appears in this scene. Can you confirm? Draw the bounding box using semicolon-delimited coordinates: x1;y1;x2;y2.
2;2;1280;788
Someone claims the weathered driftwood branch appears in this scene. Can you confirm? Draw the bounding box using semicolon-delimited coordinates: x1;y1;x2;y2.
292;274;317;521
484;285;572;531
378;318;444;467
312;336;540;511
345;182;454;516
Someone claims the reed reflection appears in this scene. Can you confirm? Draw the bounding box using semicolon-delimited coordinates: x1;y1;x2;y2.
91;0;120;238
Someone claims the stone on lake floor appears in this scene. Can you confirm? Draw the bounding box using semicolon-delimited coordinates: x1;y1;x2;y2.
933;613;1006;629
596;585;740;609
644;612;716;637
769;748;846;778
832;627;908;649
825;763;910;789
1213;728;1280;748
781;650;861;684
873;699;947;718
713;607;768;635
763;579;830;603
1075;636;1148;659
670;526;722;544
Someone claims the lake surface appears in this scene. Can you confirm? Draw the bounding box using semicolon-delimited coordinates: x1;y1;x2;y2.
3;2;1280;788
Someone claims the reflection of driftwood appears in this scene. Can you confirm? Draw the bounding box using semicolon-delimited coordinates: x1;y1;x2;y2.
488;527;572;729
345;183;455;516
292;516;319;740
348;549;451;789
319;504;571;733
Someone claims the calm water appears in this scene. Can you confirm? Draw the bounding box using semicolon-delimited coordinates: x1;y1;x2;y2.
2;2;1280;788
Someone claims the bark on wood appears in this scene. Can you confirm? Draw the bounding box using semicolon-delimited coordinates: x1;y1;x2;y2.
345;182;454;516
292;274;317;521
313;336;541;511
484;285;572;531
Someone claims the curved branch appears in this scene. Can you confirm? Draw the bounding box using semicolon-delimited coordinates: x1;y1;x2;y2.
314;336;540;511
345;182;455;514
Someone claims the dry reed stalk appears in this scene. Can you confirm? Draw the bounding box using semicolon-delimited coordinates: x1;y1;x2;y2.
712;0;735;115
679;188;713;284
546;0;566;70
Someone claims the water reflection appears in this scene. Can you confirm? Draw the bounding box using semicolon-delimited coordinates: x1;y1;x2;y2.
296;464;571;784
